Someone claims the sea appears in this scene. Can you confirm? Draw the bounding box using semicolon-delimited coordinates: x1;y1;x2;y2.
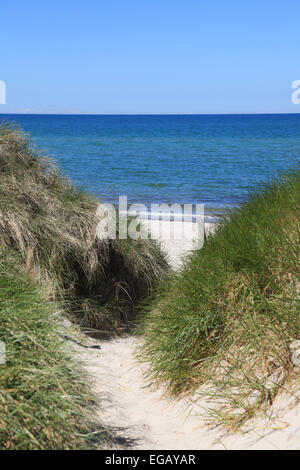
1;113;299;218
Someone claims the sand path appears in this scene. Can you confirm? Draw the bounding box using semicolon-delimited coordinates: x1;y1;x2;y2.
79;335;300;450
76;220;300;450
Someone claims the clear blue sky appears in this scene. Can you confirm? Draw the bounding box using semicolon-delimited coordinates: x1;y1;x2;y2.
1;0;299;114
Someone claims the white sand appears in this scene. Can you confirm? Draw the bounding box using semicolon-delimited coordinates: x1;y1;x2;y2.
76;220;300;450
139;219;216;269
79;336;300;450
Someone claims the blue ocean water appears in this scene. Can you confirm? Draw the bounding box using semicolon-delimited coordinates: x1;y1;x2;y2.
1;114;299;214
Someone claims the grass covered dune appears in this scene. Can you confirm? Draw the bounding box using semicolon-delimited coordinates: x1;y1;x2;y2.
0;250;100;449
0;124;168;450
0;124;168;333
140;168;300;427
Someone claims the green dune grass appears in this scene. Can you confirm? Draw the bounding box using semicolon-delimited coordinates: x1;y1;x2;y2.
0;250;108;449
139;168;300;427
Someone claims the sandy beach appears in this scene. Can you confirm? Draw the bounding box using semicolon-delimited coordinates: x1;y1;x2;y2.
139;219;217;269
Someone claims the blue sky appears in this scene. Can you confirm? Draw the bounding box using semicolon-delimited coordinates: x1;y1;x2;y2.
0;0;299;114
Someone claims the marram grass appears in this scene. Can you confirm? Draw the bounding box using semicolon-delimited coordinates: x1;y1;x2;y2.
0;250;110;450
0;123;168;334
139;168;300;428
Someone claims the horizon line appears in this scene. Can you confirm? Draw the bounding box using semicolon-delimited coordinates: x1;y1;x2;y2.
0;112;300;116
